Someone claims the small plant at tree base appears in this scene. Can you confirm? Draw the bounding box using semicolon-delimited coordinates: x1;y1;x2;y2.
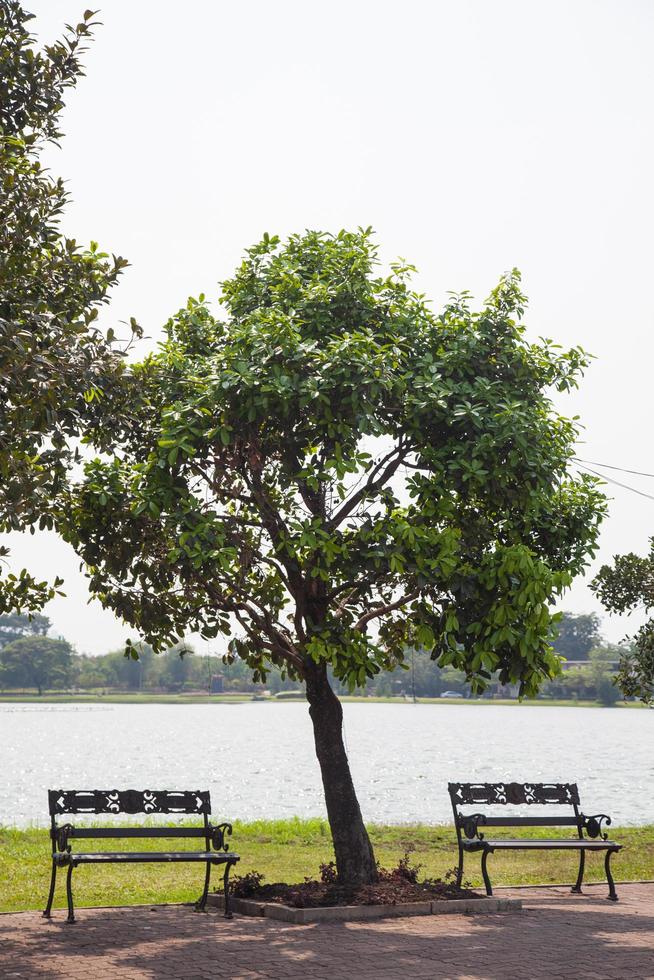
319;861;338;885
231;870;265;898
60;229;606;886
382;847;422;884
227;858;477;908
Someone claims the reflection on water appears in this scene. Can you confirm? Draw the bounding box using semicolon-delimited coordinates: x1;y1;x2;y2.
0;702;651;827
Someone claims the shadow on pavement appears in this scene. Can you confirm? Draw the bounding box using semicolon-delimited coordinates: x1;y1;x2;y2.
1;885;652;979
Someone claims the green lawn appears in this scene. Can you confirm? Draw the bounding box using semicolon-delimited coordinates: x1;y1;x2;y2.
2;819;653;913
0;692;646;707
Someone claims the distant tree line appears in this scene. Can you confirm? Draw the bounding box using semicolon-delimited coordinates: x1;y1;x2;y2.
0;612;627;705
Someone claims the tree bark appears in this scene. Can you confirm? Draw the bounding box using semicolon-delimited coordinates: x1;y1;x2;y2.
304;660;378;886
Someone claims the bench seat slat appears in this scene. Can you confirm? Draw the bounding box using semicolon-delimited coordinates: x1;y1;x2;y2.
67;827;208;839
63;851;240;864
462;839;620;850
459;816;579;828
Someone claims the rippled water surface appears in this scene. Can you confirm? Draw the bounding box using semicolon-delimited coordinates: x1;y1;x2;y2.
0;702;652;827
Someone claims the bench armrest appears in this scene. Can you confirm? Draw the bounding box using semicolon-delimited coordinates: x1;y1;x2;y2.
51;823;74;853
458;814;487;840
581;813;612;840
209;822;233;852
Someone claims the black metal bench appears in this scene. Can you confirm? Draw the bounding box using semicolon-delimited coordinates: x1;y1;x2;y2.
43;789;239;923
448;782;622;901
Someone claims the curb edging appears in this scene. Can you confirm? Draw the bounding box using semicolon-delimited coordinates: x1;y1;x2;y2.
207;893;521;923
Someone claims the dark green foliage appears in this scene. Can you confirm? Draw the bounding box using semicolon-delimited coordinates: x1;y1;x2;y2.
592;537;654;704
596;672;620;706
550;611;602;661
0;3;133;614
62;229;605;697
0;634;73;694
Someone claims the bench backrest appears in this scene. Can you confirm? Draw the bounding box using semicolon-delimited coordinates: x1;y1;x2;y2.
448;782;582;841
449;782;579;808
48;789;211;817
47;789;215;850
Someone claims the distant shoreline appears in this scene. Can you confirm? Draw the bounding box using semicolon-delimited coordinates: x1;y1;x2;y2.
0;693;647;708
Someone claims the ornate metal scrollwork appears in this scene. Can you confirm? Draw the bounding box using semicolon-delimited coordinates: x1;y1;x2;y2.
48;789;212;815
582;813;612;840
210;822;233;852
449;782;580;807
460;814;486;840
53;823;74;853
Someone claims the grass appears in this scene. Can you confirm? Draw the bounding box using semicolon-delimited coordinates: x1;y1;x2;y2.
2;820;653;914
0;692;646;707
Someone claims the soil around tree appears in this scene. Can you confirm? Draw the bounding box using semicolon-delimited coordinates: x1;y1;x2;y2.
230;857;478;909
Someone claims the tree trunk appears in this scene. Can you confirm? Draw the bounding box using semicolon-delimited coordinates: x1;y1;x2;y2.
304;660;378;886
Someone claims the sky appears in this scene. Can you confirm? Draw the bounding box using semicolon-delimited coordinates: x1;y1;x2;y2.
5;0;654;654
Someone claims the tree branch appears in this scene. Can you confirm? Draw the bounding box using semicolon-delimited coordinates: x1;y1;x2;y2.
330;442;408;528
353;590;420;631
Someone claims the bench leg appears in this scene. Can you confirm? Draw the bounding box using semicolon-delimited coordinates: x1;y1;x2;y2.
571;849;585;893
455;844;464;888
223;862;234;919
43;859;57;918
65;863;76;924
605;848;619;902
195;860;211;912
481;849;492;896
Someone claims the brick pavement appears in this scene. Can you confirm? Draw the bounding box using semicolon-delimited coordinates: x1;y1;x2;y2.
0;884;653;980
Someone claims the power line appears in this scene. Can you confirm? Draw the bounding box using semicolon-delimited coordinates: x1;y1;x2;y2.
574;457;654;479
574;463;654;502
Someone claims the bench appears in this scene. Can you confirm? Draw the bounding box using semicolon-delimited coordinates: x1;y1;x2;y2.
448;782;622;901
43;789;240;923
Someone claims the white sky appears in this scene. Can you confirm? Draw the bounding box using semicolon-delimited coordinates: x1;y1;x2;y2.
5;0;653;654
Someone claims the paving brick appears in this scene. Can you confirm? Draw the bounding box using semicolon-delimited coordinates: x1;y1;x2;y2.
1;884;653;978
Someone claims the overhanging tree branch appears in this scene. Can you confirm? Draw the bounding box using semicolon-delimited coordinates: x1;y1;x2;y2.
330;442;408;529
353;590;420;631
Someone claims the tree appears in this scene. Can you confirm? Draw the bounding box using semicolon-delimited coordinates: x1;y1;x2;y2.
0;635;73;694
59;229;605;884
550;611;602;661
592;537;654;704
0;611;51;646
101;643;154;690
0;3;133;616
158;644;193;691
587;645;621;706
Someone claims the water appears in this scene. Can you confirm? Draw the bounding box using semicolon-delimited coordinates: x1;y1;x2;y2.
0;702;652;827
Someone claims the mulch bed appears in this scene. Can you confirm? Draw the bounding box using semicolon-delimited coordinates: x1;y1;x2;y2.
230;857;477;909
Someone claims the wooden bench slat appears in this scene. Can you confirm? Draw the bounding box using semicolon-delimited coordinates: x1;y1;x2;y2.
68;827;209;839
63;851;239;863
458;815;580;828
462;839;620;850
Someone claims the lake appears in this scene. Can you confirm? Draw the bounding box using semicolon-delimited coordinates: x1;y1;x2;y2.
1;702;652;827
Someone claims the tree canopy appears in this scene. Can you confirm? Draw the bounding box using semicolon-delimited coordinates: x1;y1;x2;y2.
592;537;654;704
63;230;605;695
59;228;606;883
550;611;602;661
0;2;133;615
0;634;73;694
0;611;51;646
